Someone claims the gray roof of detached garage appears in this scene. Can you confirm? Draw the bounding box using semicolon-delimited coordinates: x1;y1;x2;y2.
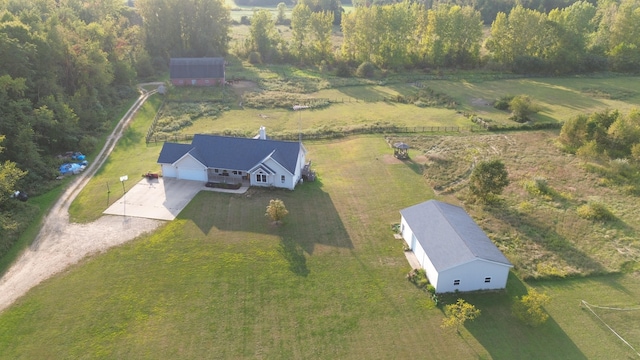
157;134;302;174
400;200;512;271
169;57;225;79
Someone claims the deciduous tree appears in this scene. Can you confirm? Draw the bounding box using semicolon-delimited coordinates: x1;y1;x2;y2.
266;199;289;225
512;289;551;327
469;159;509;203
441;299;481;333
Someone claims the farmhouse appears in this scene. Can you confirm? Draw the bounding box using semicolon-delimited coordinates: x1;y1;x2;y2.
157;128;307;190
400;200;512;293
169;57;225;86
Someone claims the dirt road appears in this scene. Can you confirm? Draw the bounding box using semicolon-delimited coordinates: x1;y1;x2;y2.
0;84;165;313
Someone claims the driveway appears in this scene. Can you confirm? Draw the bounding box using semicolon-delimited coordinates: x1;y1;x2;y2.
103;177;249;220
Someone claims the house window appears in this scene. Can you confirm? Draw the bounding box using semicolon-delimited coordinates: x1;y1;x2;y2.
281;175;285;183
453;280;460;286
484;277;491;283
214;169;219;173
256;174;266;182
232;171;238;175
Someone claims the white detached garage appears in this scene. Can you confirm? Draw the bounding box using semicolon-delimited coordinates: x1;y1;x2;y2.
400;200;512;293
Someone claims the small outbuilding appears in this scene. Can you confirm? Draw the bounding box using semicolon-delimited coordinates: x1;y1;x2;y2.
400;200;512;293
169;57;225;86
393;142;409;159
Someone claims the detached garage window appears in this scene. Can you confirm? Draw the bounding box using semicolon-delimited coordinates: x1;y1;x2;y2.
453;280;460;286
484;277;491;283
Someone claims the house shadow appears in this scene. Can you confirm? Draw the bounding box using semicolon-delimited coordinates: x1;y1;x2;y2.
179;178;352;274
441;273;587;359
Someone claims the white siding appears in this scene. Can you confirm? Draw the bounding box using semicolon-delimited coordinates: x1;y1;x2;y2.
250;158;298;190
161;164;177;178
435;260;510;293
175;155;207;182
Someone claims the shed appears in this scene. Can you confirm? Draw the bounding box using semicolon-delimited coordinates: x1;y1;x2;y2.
400;200;512;293
169;57;225;86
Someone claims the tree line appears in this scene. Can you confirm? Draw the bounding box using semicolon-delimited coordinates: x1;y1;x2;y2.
243;0;640;74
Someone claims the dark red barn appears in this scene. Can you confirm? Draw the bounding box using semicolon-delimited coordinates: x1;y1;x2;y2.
169;57;225;86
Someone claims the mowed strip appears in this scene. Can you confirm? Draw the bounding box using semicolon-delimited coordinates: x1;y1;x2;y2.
104;178;204;220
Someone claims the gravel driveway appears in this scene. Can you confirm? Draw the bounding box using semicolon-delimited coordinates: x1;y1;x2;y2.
0;84;165;313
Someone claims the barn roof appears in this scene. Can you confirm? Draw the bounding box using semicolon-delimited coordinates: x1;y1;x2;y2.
157;134;303;174
400;200;512;271
169;57;225;79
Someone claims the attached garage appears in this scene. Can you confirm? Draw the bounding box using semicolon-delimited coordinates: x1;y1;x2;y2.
173;155;207;181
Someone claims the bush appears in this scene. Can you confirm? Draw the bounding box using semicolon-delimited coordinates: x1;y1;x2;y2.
509;95;540;123
248;51;262;64
335;61;351;77
493;95;514;110
577;201;615;221
356;61;376;78
523;177;551;197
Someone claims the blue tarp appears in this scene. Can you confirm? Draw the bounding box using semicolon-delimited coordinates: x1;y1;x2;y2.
59;162;87;175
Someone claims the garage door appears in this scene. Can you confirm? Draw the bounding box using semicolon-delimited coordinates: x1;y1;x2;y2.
178;167;206;181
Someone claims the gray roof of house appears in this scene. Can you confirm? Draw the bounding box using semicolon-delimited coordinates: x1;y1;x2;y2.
157;134;302;174
400;200;512;271
169;57;225;79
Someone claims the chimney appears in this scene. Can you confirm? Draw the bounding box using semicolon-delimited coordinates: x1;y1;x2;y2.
259;126;266;140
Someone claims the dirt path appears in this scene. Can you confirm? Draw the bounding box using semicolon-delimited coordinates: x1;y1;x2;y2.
0;84;166;313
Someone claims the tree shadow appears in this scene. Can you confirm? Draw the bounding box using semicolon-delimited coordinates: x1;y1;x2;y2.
488;201;605;275
278;236;310;277
440;273;587;359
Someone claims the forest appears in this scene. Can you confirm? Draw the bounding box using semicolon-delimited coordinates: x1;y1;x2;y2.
0;0;639;253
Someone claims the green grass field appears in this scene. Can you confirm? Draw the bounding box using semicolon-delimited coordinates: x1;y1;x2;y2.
1;135;640;358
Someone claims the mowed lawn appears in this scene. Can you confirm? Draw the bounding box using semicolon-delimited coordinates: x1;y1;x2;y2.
1;136;639;358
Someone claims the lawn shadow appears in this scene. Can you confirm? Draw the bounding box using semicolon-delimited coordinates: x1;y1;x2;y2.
441;273;587;359
182;177;353;256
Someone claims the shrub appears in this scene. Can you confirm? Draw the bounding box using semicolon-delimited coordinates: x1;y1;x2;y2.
335;61;351;77
523;177;550;197
356;61;376;78
493;95;514;110
248;51;262;64
576;201;614;221
406;268;428;290
509;95;540;123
